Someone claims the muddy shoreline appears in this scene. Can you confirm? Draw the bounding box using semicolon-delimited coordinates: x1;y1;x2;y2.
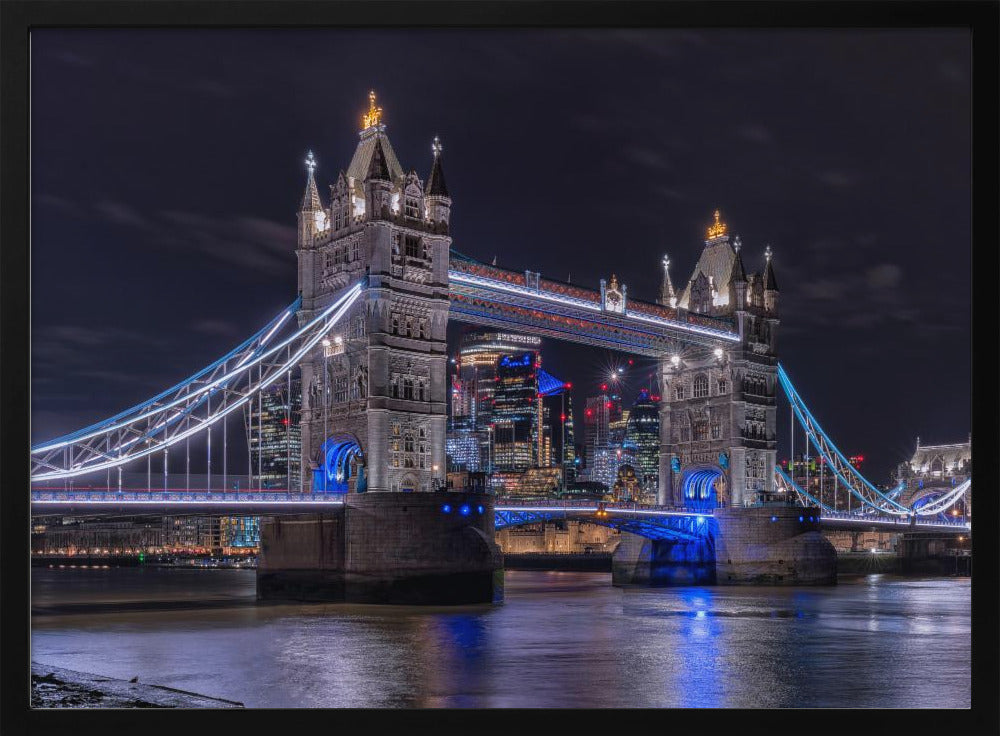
31;663;244;708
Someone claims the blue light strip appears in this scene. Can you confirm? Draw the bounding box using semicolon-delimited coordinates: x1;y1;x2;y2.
777;364;911;515
33;296;302;451
32;287;361;480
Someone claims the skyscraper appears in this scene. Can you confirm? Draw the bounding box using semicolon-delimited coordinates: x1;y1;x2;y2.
246;377;302;490
625;388;661;497
583;387;622;488
449;331;542;472
492;352;539;471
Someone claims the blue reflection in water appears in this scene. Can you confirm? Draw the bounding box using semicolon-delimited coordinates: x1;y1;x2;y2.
30;569;970;709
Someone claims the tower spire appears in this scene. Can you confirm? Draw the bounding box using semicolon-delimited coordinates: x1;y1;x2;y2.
426;136;449;197
660;254;677;307
300;150;322;211
764;244;779;291
707;209;728;239
362;90;384;131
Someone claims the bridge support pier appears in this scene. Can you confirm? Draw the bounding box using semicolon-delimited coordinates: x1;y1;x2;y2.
714;506;836;585
257;492;503;604
611;532;716;587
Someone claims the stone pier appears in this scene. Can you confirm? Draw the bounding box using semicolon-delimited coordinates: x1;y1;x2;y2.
611;531;716;586
612;505;837;587
714;506;836;585
257;492;503;605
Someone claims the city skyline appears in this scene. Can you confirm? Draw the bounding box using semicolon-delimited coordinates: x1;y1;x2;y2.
31;29;970;485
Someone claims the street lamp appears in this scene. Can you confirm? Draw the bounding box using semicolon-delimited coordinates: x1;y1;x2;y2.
670;354;681;368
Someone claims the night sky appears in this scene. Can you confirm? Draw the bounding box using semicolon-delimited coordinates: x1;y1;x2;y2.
31;29;970;483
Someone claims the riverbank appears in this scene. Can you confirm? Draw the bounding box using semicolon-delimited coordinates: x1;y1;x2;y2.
31;662;244;708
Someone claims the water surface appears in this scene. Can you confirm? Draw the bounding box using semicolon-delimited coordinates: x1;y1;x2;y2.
31;568;970;708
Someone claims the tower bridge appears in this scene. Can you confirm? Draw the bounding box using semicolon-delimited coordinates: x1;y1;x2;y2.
31;92;971;602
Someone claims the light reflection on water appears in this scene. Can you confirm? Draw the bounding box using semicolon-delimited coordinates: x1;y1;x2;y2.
31;569;970;708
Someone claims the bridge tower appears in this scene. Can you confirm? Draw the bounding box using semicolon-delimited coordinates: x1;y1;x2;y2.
296;92;452;493
657;211;780;508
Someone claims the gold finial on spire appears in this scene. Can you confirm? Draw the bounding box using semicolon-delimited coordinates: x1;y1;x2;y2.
707;209;728;239
609;274;619;291
362;90;384;130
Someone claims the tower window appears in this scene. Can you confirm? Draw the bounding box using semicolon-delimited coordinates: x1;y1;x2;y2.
674;385;685;401
405;198;419;219
404;234;421;258
718;378;728;395
403;378;414;400
693;374;709;399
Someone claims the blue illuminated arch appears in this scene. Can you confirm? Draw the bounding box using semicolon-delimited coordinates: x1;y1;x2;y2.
313;434;364;493
681;467;722;511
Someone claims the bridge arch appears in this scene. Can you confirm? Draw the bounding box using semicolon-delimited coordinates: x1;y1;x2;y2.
680;466;725;510
314;433;365;493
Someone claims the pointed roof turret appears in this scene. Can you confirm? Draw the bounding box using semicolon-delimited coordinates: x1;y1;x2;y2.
300;150;322;211
764;244;779;291
729;240;747;284
365;136;392;182
347;91;404;188
426;136;449;197
660;254;677;306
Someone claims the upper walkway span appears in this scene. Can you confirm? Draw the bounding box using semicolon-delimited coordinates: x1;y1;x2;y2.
447;252;739;355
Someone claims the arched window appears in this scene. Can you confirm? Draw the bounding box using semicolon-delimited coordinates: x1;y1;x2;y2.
717;378;728;395
674;384;685;401
693;374;709;398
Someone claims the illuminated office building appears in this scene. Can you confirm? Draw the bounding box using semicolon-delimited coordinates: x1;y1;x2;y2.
625;388;661;495
246;376;302;490
492;352;539;471
583;388;622;488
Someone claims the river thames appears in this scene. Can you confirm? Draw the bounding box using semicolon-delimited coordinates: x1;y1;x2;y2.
30;568;970;708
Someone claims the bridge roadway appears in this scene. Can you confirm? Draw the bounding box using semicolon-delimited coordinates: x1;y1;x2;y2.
29;490;971;536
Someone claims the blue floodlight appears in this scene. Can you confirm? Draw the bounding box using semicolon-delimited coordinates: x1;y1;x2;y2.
477;505;484;514
460;504;471;516
798;516;804;522
770;516;778;522
442;504;452;513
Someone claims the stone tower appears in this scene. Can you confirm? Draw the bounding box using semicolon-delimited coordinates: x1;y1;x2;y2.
657;211;779;508
296;91;452;493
